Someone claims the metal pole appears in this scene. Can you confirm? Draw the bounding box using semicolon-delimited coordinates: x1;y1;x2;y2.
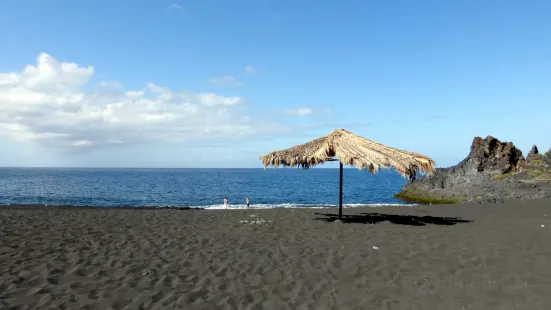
339;161;343;220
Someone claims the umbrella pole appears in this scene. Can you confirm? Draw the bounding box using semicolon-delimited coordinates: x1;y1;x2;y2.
339;161;343;219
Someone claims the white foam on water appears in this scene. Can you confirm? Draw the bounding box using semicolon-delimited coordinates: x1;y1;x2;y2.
0;202;418;209
201;203;417;210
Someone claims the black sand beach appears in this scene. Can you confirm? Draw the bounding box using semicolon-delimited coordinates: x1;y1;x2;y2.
1;201;551;309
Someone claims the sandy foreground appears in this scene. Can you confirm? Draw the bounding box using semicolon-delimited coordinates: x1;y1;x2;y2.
1;200;551;310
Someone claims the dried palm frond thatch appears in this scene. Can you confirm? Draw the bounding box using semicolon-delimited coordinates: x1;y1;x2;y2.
259;128;435;179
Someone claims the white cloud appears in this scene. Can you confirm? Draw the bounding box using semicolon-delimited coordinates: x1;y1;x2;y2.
197;92;241;106
283;107;313;116
169;3;183;10
0;53;285;151
209;76;243;87
244;65;257;75
97;81;123;89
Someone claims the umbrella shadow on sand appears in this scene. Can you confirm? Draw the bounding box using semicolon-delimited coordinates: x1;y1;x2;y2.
314;212;473;226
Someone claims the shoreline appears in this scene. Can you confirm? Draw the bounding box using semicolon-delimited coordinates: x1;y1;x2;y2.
0;204;203;210
0;202;418;210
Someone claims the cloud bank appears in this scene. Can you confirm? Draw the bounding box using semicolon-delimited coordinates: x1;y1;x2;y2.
0;53;284;151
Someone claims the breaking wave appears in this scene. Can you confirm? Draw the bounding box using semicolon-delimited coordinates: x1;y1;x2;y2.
201;203;417;210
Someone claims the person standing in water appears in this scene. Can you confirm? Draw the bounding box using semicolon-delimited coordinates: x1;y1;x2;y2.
245;196;250;208
223;196;228;208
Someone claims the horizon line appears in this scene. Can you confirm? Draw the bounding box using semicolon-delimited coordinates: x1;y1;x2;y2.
0;166;444;171
0;166;423;170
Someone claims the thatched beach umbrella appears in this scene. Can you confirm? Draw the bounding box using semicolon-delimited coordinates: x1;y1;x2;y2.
259;128;435;219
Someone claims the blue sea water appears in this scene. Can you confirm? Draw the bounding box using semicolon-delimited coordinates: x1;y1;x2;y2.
0;168;415;209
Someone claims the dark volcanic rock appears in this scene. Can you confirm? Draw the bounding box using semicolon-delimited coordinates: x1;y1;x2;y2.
468;136;525;174
396;136;551;204
526;145;540;162
542;148;551;166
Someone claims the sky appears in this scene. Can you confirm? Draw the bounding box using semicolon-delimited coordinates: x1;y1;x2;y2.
1;0;550;168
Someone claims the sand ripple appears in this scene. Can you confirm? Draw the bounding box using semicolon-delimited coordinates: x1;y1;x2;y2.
1;201;551;309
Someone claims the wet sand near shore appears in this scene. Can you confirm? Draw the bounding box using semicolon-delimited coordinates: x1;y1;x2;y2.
1;200;551;309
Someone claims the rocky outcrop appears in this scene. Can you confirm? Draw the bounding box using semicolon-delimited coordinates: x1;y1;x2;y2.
526;145;540;162
395;136;551;204
542;148;551;166
468;136;525;174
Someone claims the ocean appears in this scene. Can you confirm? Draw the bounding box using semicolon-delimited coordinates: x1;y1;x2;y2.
0;167;415;209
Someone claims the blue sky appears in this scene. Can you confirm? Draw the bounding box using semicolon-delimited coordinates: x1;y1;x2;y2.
1;0;550;168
